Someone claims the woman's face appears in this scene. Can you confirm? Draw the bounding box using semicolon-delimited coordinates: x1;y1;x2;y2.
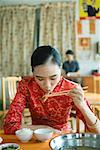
33;61;61;93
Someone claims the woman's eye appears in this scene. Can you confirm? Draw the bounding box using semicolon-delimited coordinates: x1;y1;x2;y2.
50;77;57;80
37;78;44;81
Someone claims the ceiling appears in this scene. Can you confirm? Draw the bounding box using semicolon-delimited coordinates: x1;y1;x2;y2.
0;0;40;6
0;0;72;6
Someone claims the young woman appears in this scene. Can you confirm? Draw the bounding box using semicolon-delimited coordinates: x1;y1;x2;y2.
4;45;100;134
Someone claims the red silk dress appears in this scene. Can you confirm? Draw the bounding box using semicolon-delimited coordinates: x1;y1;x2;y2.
4;76;90;134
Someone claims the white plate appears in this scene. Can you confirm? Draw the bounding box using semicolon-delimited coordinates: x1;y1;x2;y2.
0;143;20;150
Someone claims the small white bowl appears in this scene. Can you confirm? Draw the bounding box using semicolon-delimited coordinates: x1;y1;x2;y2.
33;128;53;142
0;143;20;150
15;128;33;143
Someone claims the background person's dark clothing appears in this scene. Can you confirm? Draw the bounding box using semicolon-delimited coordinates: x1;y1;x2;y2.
62;60;80;74
87;5;99;16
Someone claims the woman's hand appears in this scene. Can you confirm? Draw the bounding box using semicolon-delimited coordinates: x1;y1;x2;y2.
67;84;100;134
68;84;86;109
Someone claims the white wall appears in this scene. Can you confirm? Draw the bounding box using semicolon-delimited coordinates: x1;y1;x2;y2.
76;19;100;75
76;0;100;75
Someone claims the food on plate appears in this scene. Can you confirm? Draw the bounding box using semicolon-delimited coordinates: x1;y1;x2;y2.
0;143;20;150
1;145;18;150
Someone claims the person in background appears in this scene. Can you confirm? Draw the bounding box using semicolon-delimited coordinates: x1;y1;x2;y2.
62;50;80;77
4;45;100;134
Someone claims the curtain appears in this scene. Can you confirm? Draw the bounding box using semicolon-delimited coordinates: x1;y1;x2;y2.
39;2;76;61
0;5;36;76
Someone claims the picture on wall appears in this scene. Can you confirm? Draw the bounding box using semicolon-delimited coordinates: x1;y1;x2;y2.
78;37;91;50
80;0;100;19
77;37;92;60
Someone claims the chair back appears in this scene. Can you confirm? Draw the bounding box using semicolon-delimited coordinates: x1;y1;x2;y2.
2;76;21;111
93;76;100;93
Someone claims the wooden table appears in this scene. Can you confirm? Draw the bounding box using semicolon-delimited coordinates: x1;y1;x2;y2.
0;130;51;150
85;92;100;118
85;92;100;105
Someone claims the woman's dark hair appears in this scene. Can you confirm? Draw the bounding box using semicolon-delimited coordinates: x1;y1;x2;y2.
31;45;62;72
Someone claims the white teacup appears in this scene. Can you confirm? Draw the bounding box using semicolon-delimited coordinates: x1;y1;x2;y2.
33;128;53;142
15;128;33;143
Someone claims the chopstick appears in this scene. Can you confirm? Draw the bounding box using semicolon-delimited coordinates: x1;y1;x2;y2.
42;86;88;102
46;90;70;97
42;90;71;101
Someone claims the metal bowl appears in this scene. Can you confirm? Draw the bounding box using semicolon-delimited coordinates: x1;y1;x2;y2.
49;133;100;150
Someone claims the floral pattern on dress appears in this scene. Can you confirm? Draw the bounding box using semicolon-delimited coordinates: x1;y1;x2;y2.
4;76;91;134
